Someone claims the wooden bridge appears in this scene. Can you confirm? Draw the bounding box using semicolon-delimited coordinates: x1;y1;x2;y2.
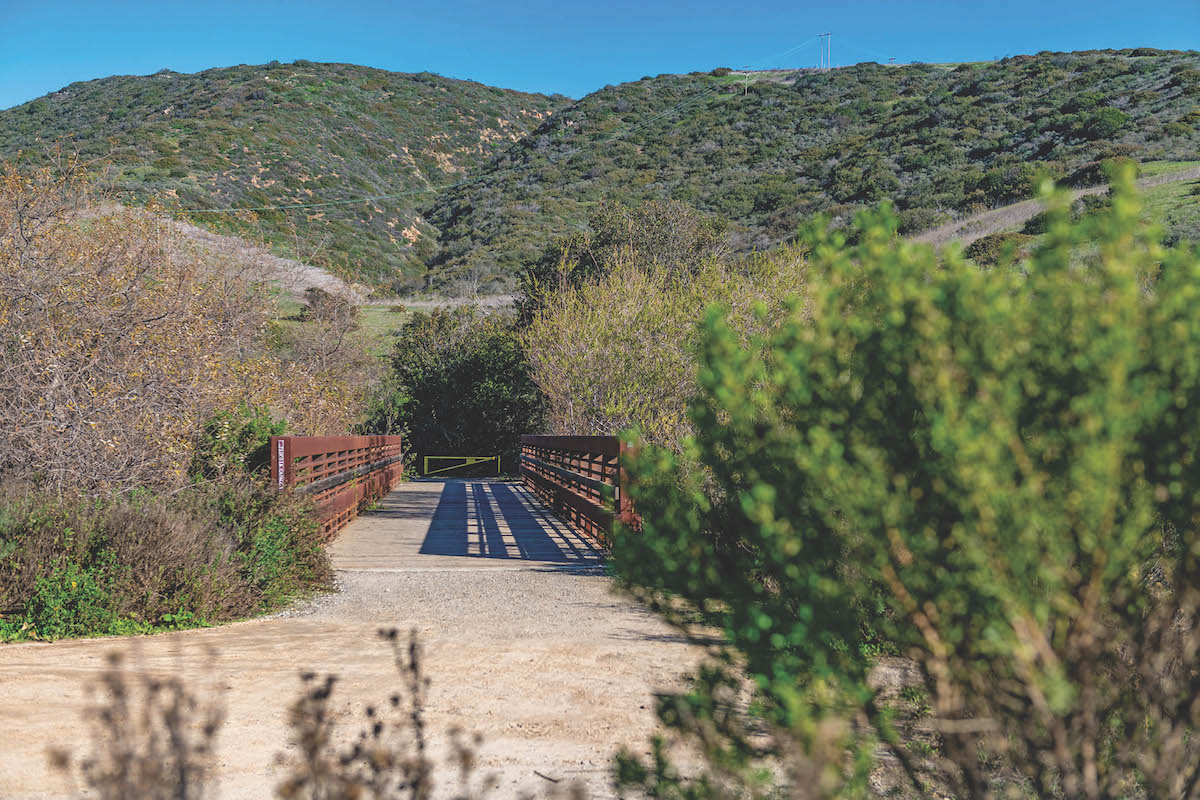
1;435;691;800
269;433;636;558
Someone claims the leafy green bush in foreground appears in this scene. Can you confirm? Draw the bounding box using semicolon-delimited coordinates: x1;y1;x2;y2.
615;172;1200;798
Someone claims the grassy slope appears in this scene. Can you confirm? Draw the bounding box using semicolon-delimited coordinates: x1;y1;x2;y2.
1143;170;1200;244
424;48;1200;282
0;61;569;286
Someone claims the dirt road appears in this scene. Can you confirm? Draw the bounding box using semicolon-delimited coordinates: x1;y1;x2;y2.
910;165;1200;248
0;481;703;799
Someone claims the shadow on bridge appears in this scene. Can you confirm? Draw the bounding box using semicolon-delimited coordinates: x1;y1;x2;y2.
418;480;602;565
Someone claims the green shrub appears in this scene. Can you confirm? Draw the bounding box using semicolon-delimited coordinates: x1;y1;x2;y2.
616;173;1200;797
1163;121;1194;138
1079;106;1130;139
710;67;733;77
191;405;286;479
24;561;121;640
0;481;328;641
360;307;545;474
963;231;1033;265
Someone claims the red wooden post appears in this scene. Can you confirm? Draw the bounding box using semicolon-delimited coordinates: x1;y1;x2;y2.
618;437;641;531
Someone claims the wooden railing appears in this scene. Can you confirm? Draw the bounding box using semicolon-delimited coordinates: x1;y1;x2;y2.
270;435;404;537
519;435;634;547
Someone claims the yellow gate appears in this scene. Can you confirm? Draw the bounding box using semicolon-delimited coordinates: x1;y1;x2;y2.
422;455;501;477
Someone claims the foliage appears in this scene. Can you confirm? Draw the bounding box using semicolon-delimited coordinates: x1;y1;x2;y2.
0;61;567;285
523;244;807;447
614;174;1200;798
0;159;365;492
518;199;731;324
429;49;1200;282
0;480;328;641
191;405;287;479
962;231;1034;265
361;307;545;474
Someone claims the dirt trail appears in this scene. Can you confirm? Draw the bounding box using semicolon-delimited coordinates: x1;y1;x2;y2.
0;481;703;799
910;166;1200;248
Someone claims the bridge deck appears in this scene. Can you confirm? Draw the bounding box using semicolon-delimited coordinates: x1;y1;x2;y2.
329;478;603;570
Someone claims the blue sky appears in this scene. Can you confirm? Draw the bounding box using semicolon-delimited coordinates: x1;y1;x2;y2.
2;0;1198;110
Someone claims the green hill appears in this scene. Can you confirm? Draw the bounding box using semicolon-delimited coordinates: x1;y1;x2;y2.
5;50;1199;293
423;48;1200;283
0;61;568;285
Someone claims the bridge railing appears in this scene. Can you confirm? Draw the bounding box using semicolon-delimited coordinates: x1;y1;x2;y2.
270;434;404;538
519;435;635;547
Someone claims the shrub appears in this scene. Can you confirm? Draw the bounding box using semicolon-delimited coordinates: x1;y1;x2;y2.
710;67;733;77
0;480;327;641
1163;121;1193;138
523;246;808;448
963;231;1033;265
0;160;364;492
360;307;545;474
191;405;286;480
1080;106;1130;139
517;200;730;324
299;286;360;327
616;173;1200;797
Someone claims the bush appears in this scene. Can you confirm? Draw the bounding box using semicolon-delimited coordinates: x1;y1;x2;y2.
0;480;328;641
616;174;1200;797
0;160;364;492
191;405;286;480
710;67;733;77
963;231;1033;265
360;307;545;474
517;199;730;324
523;245;808;448
1079;106;1130;139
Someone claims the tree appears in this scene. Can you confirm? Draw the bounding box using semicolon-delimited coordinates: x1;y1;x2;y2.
361;308;545;474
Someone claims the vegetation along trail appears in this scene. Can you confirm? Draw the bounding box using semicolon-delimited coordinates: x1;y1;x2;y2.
910;163;1200;247
0;479;703;799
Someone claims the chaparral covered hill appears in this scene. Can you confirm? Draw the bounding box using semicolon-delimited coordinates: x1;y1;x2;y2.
3;49;1199;292
425;48;1200;282
0;61;568;285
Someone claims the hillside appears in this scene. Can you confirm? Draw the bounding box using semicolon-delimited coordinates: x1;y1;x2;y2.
0;61;568;286
424;48;1200;282
5;50;1199;293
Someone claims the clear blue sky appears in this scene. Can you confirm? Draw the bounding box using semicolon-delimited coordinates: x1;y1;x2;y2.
2;0;1198;110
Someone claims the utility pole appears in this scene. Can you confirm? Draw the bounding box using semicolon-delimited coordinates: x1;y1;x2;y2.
818;33;832;70
743;64;751;95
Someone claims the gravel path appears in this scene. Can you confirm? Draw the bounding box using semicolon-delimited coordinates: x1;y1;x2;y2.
0;481;702;799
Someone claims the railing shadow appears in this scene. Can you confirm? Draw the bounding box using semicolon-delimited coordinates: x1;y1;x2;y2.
418;480;602;564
